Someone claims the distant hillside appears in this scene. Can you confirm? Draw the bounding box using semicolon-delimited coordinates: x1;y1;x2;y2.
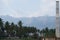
0;16;56;29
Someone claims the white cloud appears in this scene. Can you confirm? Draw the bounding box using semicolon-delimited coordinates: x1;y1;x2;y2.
1;0;22;17
56;0;60;1
8;9;22;17
2;0;9;6
39;0;55;16
0;0;56;18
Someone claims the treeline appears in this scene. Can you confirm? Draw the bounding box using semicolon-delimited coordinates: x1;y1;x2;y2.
0;18;55;38
0;18;38;38
40;27;55;37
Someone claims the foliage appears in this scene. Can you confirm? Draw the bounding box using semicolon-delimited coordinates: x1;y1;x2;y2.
40;27;55;37
0;18;56;39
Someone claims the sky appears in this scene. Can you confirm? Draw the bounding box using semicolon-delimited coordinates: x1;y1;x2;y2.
0;0;56;18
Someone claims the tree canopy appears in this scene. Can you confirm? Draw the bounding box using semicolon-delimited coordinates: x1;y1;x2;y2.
0;18;55;39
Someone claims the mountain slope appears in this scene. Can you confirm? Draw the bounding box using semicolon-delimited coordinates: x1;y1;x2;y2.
0;16;56;29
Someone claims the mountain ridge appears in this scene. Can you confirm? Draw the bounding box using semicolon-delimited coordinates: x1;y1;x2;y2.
0;15;56;29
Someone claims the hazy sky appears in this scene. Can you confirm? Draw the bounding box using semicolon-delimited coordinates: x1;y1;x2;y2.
0;0;56;18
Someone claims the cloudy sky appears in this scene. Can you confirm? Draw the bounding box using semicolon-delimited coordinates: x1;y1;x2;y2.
0;0;56;18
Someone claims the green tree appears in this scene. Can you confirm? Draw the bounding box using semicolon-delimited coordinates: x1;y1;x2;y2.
44;27;49;37
0;18;3;27
5;21;10;36
17;21;23;37
18;21;22;28
0;18;5;37
10;22;15;36
0;18;4;31
5;21;10;30
32;33;39;39
48;29;55;37
40;27;55;37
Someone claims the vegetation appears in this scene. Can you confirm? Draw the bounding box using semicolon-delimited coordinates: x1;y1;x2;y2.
40;27;55;37
0;18;55;40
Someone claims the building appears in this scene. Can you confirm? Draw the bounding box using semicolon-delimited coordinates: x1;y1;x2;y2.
56;0;60;40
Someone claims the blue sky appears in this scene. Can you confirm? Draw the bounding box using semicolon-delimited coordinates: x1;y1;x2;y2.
0;0;56;18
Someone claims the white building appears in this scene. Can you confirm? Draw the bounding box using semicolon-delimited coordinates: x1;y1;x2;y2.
56;0;60;39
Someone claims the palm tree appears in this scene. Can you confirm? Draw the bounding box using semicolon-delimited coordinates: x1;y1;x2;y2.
5;21;10;30
5;21;10;37
18;21;22;28
10;22;15;36
17;21;22;37
40;27;55;37
0;18;4;31
0;18;3;27
0;18;5;37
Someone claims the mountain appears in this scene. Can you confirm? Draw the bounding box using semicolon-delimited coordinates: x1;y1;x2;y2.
0;16;56;29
